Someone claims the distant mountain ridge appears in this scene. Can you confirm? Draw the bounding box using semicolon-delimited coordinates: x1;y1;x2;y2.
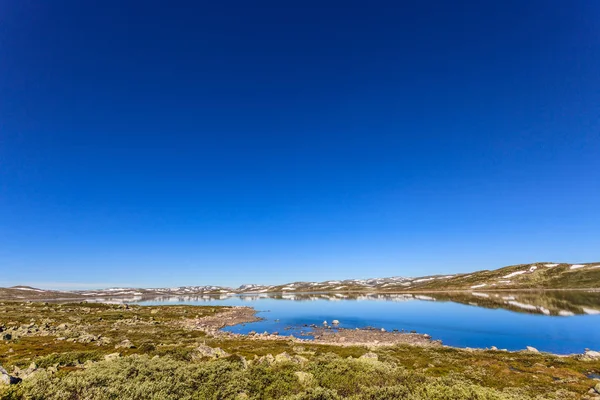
1;262;599;300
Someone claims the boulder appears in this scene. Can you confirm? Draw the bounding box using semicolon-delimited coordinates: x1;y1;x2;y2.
256;354;275;365
359;352;379;362
115;339;135;349
104;353;121;362
526;346;539;353
293;355;309;364
585;350;600;359
274;352;293;363
1;333;12;341
595;383;600;394
195;344;229;359
332;320;340;325
295;371;314;386
0;364;21;385
78;334;99;343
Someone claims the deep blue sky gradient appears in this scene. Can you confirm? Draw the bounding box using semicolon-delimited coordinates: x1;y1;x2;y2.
1;1;599;289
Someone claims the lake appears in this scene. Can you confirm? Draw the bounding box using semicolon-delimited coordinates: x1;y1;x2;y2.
134;290;600;355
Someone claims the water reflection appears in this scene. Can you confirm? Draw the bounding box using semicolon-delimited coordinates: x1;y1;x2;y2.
90;290;600;316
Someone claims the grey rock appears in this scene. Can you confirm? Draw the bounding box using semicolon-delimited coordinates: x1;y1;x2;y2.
104;353;121;361
115;339;135;349
256;354;275;365
585;350;600;359
195;344;229;359
0;364;21;385
295;371;314;385
359;352;379;362
274;352;293;363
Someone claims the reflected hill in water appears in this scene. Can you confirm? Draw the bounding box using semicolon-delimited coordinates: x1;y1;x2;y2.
91;290;600;317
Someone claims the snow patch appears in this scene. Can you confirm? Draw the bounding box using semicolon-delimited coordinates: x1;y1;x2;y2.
413;278;434;283
14;287;45;292
544;264;558;268
502;270;527;279
569;264;586;270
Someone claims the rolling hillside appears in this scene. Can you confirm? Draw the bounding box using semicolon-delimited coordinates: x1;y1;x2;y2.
1;262;598;301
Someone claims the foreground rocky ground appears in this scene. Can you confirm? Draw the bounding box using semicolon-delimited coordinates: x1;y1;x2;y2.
1;302;600;399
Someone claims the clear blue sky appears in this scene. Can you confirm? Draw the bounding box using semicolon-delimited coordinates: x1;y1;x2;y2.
1;1;599;290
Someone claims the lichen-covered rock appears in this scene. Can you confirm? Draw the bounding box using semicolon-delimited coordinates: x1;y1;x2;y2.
295;371;314;386
358;352;379;362
103;353;120;362
194;344;229;359
115;339;135;349
0;364;21;385
274;352;293;363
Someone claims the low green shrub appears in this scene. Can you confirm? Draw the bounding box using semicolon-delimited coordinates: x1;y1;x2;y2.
3;354;552;400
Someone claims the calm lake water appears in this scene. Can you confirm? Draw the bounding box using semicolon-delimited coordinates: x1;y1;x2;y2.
136;291;600;355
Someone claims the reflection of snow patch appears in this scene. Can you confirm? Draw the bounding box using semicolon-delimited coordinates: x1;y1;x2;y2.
498;280;512;284
570;264;586;270
472;292;489;298
502;296;516;300
503;270;526;278
414;295;434;301
507;301;537;311
583;308;600;315
539;307;551;315
471;284;487;288
558;310;575;316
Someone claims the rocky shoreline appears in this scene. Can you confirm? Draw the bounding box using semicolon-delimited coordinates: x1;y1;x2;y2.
182;306;600;359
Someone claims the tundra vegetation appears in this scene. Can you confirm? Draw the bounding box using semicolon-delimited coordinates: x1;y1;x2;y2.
1;302;599;399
